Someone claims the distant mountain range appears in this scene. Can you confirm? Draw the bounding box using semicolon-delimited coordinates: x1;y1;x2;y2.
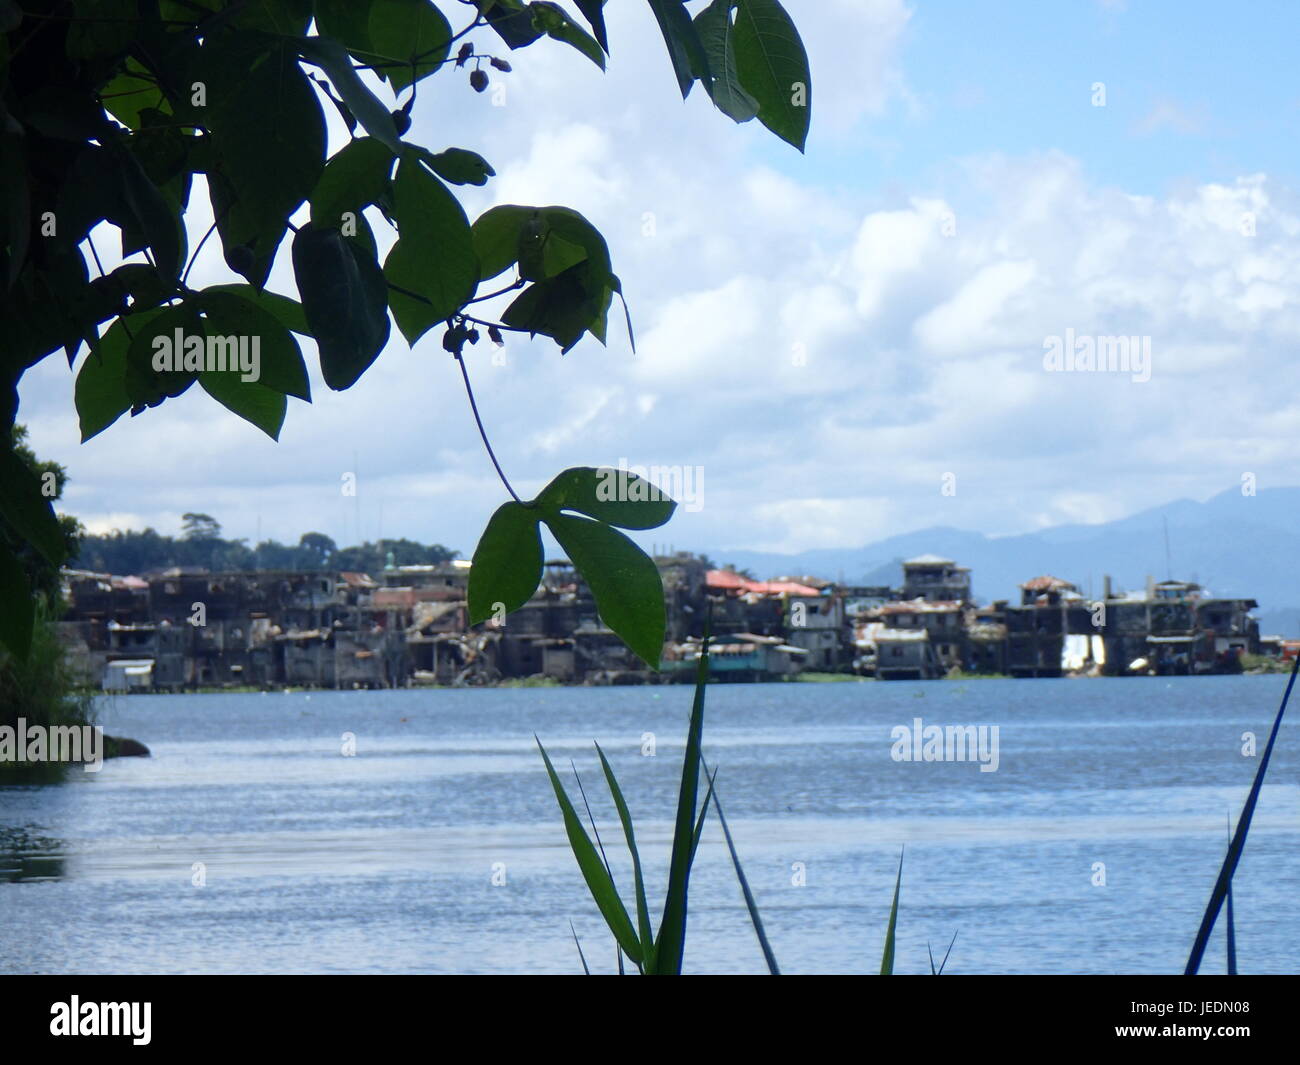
716;486;1300;636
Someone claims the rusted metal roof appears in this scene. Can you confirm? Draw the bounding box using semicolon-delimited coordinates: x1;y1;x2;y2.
705;570;821;596
1020;575;1075;591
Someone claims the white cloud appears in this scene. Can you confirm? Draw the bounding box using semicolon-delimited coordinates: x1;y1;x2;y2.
1133;98;1206;137
16;3;1300;561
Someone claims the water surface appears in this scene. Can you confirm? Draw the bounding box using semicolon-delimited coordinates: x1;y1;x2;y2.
1;676;1296;974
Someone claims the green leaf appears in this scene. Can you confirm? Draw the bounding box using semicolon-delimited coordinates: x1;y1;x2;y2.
501;259;611;353
694;0;760;122
732;0;810;151
310;137;395;230
574;0;609;53
650;639;709;973
292;223;391;390
195;288;311;401
66;0;136;60
537;466;675;530
471;204;534;281
416;146;496;187
201;284;310;337
881;848;903;975
543;513;665;668
159;0;312;34
112;143;182;280
537;206;612;276
0;540;33;660
123;302;200;410
199;370;287;440
367;0;452;90
384;151;477;343
192;39;327;288
488;206;616;349
531;2;605;69
312;0;374;53
0;448;66;567
481;0;543;49
467;501;543;624
595;743;655;968
74;309;165;441
100;59;167;131
646;0;712;98
537;738;644;964
298;36;401;154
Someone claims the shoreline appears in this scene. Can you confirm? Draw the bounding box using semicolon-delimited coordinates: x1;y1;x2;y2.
83;664;1289;697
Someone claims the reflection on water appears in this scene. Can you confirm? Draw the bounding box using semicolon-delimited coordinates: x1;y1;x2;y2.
0;825;67;883
0;677;1297;974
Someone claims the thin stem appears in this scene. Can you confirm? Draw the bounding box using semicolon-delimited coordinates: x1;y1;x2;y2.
458;312;529;333
466;278;525;304
84;233;107;279
454;350;519;503
347;15;486;74
182;220;217;288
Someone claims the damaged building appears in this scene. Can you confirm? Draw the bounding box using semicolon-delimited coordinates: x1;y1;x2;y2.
56;548;1270;690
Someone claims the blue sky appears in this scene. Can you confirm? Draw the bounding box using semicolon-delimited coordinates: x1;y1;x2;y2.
787;0;1300;196
18;0;1300;561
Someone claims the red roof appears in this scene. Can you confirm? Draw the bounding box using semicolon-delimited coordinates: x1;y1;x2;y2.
706;570;821;597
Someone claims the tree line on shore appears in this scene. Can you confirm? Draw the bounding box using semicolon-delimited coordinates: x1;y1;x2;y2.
73;514;459;577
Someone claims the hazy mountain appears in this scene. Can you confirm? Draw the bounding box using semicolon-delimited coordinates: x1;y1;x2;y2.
716;486;1300;631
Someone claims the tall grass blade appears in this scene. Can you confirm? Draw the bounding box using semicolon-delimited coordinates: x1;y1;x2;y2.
651;634;710;975
1226;883;1237;975
1185;653;1298;974
569;919;590;975
928;941;936;976
537;736;643;964
571;758;616;883
937;930;957;975
570;758;626;973
690;767;717;862
595;742;655;972
880;847;903;975
1224;816;1237;976
703;761;781;975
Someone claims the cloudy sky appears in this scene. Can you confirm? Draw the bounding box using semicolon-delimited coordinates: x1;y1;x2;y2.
18;0;1300;560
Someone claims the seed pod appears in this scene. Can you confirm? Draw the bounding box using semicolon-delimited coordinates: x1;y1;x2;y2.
488;325;504;347
442;325;467;355
225;243;255;278
470;69;489;93
489;58;512;72
456;42;473;68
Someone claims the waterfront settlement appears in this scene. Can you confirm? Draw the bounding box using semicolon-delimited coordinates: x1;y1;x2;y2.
53;552;1289;691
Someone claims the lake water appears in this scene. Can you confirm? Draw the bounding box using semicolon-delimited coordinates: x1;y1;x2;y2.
2;676;1297;975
